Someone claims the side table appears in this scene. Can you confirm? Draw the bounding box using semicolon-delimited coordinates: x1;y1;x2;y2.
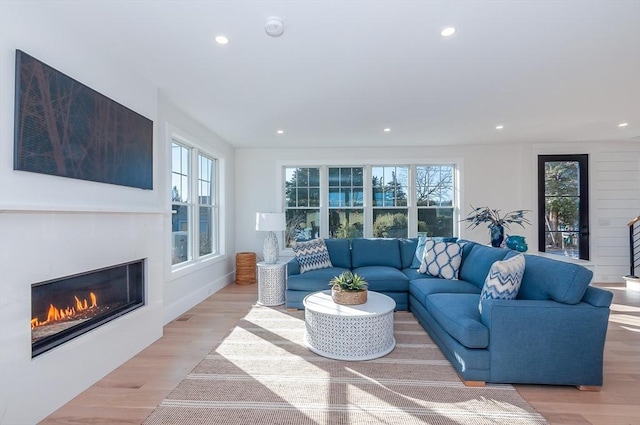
257;261;287;306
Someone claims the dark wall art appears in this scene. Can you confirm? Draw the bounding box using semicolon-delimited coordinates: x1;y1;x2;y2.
14;50;153;190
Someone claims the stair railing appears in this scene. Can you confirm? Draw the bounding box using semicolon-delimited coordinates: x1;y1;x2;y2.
629;216;640;278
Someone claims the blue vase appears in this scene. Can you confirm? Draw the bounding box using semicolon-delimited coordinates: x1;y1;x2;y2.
489;225;504;247
505;235;528;252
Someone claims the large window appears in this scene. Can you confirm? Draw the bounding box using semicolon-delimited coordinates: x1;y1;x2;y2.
416;165;454;237
284;167;321;246
171;140;218;266
372;166;409;238
328;167;364;239
284;164;457;245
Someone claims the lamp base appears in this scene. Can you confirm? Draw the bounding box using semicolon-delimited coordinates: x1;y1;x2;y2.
263;231;279;264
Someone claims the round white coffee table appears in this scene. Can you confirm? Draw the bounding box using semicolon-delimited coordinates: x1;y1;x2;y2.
303;290;396;361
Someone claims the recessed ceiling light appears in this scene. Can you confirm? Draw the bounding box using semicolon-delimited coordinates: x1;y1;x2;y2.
276;130;284;134
495;125;504;130
618;122;629;127
440;27;456;37
383;128;391;132
215;35;229;45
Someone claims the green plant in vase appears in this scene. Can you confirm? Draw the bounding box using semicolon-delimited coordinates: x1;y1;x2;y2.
462;205;531;247
329;271;368;305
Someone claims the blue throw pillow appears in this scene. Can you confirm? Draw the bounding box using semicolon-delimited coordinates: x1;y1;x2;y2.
292;238;333;274
418;240;464;279
411;236;428;268
479;254;525;313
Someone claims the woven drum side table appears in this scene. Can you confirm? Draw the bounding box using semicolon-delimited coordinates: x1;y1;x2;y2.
256;261;287;306
303;290;396;361
235;252;257;285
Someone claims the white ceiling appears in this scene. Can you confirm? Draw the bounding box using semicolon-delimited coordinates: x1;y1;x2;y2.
26;0;640;149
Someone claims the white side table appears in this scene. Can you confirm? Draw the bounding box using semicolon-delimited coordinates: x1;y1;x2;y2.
257;261;287;306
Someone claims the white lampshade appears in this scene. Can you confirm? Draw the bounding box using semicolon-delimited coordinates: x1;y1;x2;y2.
255;212;286;232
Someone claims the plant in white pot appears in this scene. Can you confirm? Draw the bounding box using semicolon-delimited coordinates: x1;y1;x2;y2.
329;271;368;305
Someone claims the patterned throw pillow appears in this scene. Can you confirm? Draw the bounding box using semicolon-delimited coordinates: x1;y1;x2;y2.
411;236;460;268
479;254;525;313
292;238;333;274
418;240;464;279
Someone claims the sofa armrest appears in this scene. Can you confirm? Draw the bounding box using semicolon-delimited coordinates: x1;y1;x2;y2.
480;299;610;386
287;258;300;276
582;286;613;308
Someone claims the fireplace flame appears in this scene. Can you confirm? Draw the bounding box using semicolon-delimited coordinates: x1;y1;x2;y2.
31;292;98;329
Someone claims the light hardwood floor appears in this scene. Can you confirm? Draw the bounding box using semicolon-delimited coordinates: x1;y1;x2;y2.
40;283;640;425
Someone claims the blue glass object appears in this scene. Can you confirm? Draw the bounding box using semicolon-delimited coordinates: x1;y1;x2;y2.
505;235;528;252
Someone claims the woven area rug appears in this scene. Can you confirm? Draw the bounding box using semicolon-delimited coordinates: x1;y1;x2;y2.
143;306;548;425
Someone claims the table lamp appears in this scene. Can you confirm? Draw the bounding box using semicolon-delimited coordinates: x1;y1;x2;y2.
256;212;286;263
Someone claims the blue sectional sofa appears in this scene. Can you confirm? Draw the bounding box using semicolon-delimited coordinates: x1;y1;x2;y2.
286;237;613;388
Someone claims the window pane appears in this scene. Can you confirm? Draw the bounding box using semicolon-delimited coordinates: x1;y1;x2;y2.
352;189;364;207
199;206;213;256
329;188;343;207
417;208;454;237
372;209;408;238
329;168;340;187
285;209;320;246
417;165;453;207
309;187;320;207
544;161;579;196
329;209;364;239
171;142;190;203
353;168;364;186
340;168;352;185
285;167;320;209
309;168;320;186
172;204;190;265
297;188;308;206
372;166;408;207
298;168;308;185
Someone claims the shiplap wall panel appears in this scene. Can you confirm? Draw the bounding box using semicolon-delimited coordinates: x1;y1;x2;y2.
592;144;640;282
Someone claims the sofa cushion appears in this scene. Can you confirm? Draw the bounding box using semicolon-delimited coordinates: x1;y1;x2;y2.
418;240;464;279
478;254;525;313
351;238;401;268
399;238;418;269
409;277;480;305
352;266;410;292
424;293;489;349
324;238;352;269
505;252;593;304
458;243;511;289
286;267;350;291
291;238;333;273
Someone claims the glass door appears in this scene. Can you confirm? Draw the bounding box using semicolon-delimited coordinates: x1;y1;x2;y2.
538;154;590;260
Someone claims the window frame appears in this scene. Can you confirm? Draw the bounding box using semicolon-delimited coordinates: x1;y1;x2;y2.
170;132;221;271
282;163;459;247
537;154;590;260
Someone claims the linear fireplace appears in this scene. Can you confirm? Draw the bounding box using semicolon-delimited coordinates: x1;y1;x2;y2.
31;259;145;357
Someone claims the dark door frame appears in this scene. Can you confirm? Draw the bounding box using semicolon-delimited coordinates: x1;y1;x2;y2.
537;154;590;260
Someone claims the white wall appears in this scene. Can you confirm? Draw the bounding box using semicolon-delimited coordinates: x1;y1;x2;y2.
235;142;640;282
533;141;640;282
0;3;236;423
158;94;236;324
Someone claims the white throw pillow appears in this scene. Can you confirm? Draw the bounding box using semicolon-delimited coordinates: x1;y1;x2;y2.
291;238;333;273
479;254;525;313
418;240;464;279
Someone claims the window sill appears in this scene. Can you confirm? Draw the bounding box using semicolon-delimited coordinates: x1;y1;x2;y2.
168;253;226;281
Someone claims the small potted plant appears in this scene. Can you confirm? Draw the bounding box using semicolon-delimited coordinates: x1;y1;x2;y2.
329;271;368;305
462;205;531;247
